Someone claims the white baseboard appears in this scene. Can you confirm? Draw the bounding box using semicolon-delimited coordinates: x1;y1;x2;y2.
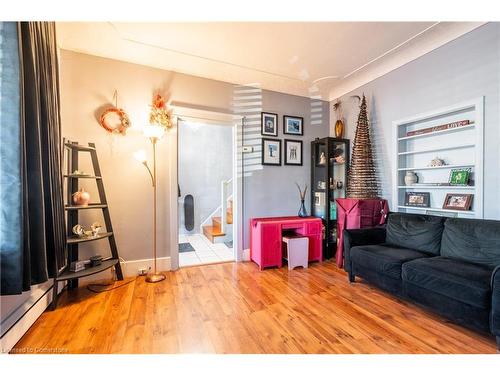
243;248;250;261
119;256;171;278
0;281;58;354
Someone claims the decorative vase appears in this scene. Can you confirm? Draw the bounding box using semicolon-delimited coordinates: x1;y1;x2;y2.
298;199;308;217
334;119;344;138
72;188;90;206
404;171;418;186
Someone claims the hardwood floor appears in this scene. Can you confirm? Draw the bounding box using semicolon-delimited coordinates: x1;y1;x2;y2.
12;261;497;354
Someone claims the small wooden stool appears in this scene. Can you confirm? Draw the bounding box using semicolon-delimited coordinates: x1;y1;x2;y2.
282;236;309;270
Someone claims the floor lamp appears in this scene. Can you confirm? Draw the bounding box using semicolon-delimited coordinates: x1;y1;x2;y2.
134;124;166;283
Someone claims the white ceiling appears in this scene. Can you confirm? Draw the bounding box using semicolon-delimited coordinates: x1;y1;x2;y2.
56;22;485;101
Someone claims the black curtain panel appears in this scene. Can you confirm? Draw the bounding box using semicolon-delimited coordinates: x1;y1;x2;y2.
0;22;65;295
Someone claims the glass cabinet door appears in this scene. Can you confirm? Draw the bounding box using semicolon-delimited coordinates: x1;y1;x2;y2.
311;137;350;259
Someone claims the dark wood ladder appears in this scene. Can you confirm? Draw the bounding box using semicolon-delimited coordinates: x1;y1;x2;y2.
51;141;123;309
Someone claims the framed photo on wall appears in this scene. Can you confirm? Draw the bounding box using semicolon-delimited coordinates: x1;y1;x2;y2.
261;112;278;136
283;115;303;135
442;193;473;211
284;139;303;166
404;192;430;207
261;138;281;166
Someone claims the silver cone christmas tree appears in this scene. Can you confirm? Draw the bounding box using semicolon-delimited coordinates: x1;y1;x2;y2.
346;94;379;199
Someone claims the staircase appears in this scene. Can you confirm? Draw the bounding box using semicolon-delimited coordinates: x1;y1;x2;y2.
203;198;233;243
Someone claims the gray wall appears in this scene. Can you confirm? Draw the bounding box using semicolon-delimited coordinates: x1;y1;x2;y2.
178;121;233;234
243;92;330;247
333;23;500;220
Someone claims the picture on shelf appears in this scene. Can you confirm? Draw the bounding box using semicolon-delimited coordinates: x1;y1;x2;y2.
284;139;303;166
283;115;303;135
404;192;430;207
314;192;325;206
261;112;278;136
442;193;473;211
261;138;281;166
449;168;471;186
317;180;326;190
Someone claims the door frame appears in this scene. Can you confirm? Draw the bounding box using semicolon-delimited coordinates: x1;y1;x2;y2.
169;104;243;270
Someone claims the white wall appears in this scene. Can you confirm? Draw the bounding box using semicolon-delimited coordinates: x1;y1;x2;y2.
178;121;233;234
332;23;500;219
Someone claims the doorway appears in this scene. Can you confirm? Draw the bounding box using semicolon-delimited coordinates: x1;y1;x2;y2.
177;118;235;267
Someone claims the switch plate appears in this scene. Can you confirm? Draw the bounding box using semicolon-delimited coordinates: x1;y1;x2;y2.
242;146;254;153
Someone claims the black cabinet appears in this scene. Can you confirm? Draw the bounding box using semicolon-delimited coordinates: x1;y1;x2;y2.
311;137;350;259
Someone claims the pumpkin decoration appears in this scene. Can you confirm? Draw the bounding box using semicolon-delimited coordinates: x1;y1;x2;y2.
72;188;90;206
99;90;131;135
149;93;172;129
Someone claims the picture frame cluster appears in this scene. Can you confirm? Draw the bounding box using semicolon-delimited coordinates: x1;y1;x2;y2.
261;112;304;166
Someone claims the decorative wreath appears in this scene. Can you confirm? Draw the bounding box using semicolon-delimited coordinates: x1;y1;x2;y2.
99;107;131;135
98;90;131;135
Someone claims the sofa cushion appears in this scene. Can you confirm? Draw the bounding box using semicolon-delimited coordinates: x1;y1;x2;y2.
441;218;500;267
386;213;445;255
350;244;430;280
402;256;493;309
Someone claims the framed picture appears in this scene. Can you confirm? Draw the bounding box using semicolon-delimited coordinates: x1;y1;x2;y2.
314;192;325;206
448;168;471;186
261;112;278;137
404;192;430;207
261;138;281;166
284;139;303;166
442;193;473;211
283;115;303;136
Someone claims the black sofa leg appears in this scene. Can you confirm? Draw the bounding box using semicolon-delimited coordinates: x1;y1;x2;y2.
348;271;355;283
496;336;500;352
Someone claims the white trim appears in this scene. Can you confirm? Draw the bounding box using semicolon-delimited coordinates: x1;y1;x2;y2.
172;105;244;264
1;284;53;353
392;97;484;218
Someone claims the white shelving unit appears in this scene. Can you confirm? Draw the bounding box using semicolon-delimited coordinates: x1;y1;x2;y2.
392;98;484;218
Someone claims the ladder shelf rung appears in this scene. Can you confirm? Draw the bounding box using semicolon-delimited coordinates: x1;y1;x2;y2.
64;143;96;151
56;259;119;281
65;203;107;210
64;174;102;179
67;232;113;245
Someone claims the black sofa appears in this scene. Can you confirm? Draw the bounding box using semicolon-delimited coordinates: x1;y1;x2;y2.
344;212;500;350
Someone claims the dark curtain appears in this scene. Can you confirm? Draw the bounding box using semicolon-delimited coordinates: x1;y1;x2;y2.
0;22;65;295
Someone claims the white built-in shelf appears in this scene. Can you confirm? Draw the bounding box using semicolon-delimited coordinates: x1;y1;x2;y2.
398;185;475;190
393;98;484;219
398;123;475;141
398;143;475;156
397;205;475;215
397;164;474;171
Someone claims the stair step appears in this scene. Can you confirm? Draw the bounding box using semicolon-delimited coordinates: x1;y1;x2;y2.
212;216;222;231
203;225;225;243
226;210;233;224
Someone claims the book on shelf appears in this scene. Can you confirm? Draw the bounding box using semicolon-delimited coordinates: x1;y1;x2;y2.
406;119;471;137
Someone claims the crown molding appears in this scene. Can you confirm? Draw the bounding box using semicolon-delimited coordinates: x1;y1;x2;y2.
328;22;487;101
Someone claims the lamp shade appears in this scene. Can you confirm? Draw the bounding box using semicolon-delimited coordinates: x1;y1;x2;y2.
134;149;147;163
143;124;165;139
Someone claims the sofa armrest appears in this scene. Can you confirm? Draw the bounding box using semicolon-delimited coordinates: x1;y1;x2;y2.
490;265;500;336
343;226;386;273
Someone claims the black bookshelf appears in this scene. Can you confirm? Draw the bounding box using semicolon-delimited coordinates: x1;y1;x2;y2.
311;137;350;259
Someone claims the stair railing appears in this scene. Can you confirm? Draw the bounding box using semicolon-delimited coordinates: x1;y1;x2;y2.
220;178;233;234
199;178;233;234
